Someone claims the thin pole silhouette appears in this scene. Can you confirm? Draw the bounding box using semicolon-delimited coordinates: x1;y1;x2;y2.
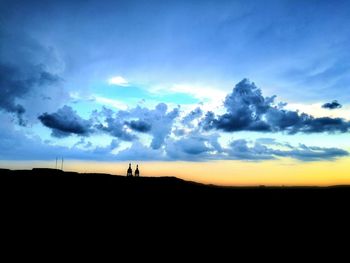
61;158;64;171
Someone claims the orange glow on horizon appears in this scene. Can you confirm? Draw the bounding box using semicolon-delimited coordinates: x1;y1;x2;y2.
1;157;350;186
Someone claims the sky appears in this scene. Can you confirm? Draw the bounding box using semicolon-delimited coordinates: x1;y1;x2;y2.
1;0;350;185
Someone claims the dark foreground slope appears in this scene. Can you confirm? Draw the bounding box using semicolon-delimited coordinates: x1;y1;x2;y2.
1;168;350;231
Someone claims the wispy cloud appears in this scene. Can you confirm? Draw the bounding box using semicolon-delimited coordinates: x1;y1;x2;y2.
94;96;128;110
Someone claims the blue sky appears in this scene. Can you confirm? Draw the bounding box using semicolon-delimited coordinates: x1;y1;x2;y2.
1;0;350;165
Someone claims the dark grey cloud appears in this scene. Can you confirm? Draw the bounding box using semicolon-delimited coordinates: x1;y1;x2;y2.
38;106;92;137
322;100;342;110
203;79;350;134
0;63;60;126
0;30;63;125
39;103;180;144
125;120;152;133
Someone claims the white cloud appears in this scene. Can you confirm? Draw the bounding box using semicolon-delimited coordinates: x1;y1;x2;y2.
107;76;129;86
150;83;227;113
94;96;128;110
286;103;350;120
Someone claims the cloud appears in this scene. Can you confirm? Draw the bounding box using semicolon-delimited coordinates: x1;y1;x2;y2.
0;30;64;125
93;139;120;155
163;134;348;162
4;106;348;162
0;63;60;126
227;139;275;160
113;141;165;161
203;79;350;134
182;107;203;127
227;139;348;161
38;102;179;145
167;137;210;157
149;104;180;149
125;120;152;133
271;144;349;161
108;76;128;86
0;114;118;161
120;103;180;149
322;100;342;110
38;106;92;137
165;133;223;161
94;107;137;141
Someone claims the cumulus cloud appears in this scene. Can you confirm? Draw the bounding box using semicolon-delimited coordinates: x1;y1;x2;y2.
94;107;136;141
38;106;92;137
3;105;348;162
119;103;180;149
149;104;179;149
203;79;350;134
322;100;342;110
37;102;180;145
181;107;203;127
27;78;350;162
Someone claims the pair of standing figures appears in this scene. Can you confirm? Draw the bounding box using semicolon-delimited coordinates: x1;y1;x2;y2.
127;163;140;177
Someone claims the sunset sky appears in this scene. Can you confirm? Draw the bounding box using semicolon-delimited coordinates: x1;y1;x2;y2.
1;0;350;185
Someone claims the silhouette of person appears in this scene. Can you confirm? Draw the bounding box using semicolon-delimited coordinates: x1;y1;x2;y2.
127;163;133;177
135;164;140;177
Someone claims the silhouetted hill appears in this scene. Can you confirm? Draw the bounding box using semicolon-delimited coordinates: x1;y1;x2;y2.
1;168;350;197
1;168;349;229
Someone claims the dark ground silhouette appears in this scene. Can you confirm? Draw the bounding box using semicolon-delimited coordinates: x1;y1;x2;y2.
1;168;349;197
1;168;349;230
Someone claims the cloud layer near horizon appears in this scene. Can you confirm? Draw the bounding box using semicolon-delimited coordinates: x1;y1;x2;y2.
29;79;350;162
